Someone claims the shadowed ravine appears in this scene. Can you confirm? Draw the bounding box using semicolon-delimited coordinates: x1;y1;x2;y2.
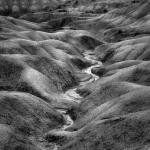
46;54;101;150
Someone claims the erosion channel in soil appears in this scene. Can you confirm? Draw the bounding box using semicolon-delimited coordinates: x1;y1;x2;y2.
43;52;102;150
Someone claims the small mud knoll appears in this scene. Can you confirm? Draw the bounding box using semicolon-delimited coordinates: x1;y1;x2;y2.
1;0;150;150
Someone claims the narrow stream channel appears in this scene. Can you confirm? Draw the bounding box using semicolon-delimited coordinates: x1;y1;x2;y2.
52;53;102;150
38;53;102;150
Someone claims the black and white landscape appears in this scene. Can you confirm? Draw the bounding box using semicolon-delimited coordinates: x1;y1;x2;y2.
0;0;150;150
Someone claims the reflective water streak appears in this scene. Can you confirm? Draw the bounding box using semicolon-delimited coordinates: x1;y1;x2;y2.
52;53;102;150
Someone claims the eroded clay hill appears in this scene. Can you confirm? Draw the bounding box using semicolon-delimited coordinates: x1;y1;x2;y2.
1;0;150;150
0;0;104;149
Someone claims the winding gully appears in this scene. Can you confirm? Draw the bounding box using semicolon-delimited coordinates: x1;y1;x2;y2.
38;52;102;150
